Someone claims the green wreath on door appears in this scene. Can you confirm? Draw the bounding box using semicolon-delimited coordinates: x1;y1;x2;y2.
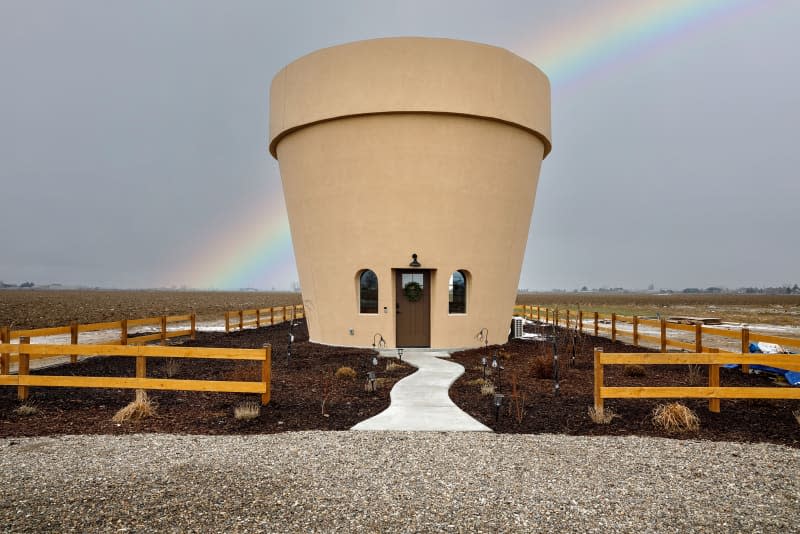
403;281;423;302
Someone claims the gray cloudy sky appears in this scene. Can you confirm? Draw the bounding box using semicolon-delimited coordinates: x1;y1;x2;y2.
1;0;798;291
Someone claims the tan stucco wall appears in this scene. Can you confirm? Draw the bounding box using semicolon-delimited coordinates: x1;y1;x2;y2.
269;37;550;349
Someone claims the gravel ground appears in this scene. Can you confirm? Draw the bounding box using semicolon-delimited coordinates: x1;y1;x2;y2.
1;432;798;533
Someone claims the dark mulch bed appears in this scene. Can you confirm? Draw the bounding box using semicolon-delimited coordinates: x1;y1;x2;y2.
449;323;800;447
0;320;414;436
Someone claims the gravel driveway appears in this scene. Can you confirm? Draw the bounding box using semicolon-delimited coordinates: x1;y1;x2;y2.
1;432;798;533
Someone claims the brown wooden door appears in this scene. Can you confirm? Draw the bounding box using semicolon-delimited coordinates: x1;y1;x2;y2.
396;270;431;347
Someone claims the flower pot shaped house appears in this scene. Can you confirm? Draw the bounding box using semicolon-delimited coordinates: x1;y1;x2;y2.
269;37;551;349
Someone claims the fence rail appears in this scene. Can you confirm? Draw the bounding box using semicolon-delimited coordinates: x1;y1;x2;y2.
593;348;800;413
0;342;271;404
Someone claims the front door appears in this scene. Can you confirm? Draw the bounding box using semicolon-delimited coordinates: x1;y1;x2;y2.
396;270;431;347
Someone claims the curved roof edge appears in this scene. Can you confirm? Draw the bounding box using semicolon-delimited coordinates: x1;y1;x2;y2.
269;37;551;158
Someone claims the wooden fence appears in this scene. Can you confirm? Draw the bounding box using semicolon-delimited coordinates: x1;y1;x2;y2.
515;305;800;372
593;347;800;413
224;305;304;333
0;304;305;371
0;342;271;404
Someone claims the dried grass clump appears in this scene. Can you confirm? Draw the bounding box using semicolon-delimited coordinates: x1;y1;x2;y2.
234;401;261;421
623;364;647;377
793;409;800;427
164;358;181;378
386;361;406;372
686;364;703;385
364;377;388;392
112;389;156;423
531;355;553;379
480;383;495;396
14;403;39;416
587;406;617;424
466;378;488;387
652;402;700;433
335;366;357;380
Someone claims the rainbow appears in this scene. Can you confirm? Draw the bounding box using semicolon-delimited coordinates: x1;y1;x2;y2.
176;180;297;290
518;0;759;93
177;0;761;289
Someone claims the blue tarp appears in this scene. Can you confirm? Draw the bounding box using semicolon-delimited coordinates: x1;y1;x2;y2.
723;342;800;386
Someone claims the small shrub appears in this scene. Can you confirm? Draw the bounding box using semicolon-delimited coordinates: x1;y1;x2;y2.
686;364;703;385
364;377;388;392
588;406;617;424
531;355;553;379
234;401;261;421
386;360;406;372
466;378;488;387
112;389;156;422
652;402;700;433
623;364;647;377
14;403;39;416
164;358;181;378
335;366;357;380
480;382;495;396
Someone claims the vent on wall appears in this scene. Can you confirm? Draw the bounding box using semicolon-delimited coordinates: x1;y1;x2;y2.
511;317;524;339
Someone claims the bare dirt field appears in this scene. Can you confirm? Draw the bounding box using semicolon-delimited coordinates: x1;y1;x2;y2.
0;289;302;329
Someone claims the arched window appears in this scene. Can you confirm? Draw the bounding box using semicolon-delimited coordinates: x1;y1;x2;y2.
449;270;467;314
359;270;378;314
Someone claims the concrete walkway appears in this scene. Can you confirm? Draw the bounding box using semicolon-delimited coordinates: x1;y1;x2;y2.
352;350;491;432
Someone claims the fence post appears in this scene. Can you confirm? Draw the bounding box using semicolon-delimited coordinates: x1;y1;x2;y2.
225;312;230;333
120;319;128;346
545;308;549;324
578;310;583;335
537;306;540;321
136;347;146;380
611;313;617;343
269;307;274;326
261;344;272;405
190;313;196;340
238;310;244;331
708;348;720;413
0;326;9;375
593;347;603;414
18;337;30;401
632;316;639;347
741;327;750;374
695;322;703;353
160;316;167;345
283;306;288;323
565;309;571;330
660;318;667;353
256;309;261;328
594;312;599;336
70;321;79;363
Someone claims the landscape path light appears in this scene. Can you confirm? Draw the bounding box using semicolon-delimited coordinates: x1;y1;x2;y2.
367;371;377;392
481;356;487;379
397;348;404;362
494;393;505;422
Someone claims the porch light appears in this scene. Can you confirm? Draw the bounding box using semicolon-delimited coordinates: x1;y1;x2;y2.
409;253;421;267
